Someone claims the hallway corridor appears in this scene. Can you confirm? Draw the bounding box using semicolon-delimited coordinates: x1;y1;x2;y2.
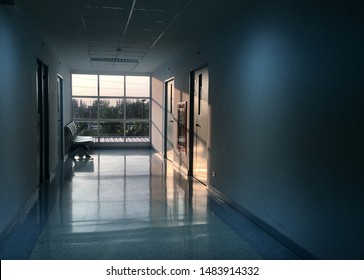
0;150;298;260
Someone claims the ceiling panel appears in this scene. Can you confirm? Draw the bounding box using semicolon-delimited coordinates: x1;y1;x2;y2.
89;51;118;58
131;9;175;22
18;0;233;72
113;64;139;71
122;39;155;46
125;29;161;38
86;34;122;42
87;40;120;46
89;46;119;52
135;0;189;12
85;27;123;37
82;0;134;8
83;18;127;29
128;26;163;33
82;6;130;19
117;46;150;53
128;19;168;30
90;62;115;70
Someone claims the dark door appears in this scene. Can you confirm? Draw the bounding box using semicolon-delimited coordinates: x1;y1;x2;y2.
57;75;64;161
36;60;49;184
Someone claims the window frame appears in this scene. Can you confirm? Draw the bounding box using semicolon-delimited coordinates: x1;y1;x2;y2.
71;74;151;145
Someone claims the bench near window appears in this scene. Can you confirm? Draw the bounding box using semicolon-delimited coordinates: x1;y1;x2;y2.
65;122;94;158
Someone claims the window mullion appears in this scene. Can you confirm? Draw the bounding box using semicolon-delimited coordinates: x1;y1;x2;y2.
97;75;100;142
123;75;127;142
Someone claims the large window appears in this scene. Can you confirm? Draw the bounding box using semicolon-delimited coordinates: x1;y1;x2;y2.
72;74;150;143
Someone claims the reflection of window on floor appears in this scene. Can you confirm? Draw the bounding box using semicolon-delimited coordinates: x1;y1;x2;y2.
71;153;151;223
72;74;150;143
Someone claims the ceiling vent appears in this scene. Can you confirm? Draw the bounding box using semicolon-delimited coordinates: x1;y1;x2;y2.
91;57;140;63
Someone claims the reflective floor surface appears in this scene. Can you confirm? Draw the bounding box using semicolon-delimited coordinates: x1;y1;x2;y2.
0;149;299;260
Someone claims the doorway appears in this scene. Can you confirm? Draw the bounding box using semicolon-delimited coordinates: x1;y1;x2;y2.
57;75;64;161
165;78;175;162
36;60;49;184
191;66;209;185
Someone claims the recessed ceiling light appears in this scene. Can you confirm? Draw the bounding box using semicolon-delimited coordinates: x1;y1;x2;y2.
91;57;140;63
83;6;125;10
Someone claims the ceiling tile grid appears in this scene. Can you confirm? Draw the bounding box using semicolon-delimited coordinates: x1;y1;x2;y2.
18;0;196;71
79;0;191;69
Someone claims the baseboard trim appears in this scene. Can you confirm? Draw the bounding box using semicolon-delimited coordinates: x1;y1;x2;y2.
207;184;317;260
0;161;62;247
0;186;39;246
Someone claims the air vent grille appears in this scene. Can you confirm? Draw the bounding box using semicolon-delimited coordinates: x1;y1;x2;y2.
91;57;140;63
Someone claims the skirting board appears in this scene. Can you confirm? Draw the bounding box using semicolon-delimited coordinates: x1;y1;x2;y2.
207;184;316;260
0;158;62;246
0;187;39;246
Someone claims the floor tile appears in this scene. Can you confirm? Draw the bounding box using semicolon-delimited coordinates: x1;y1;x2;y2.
0;149;298;260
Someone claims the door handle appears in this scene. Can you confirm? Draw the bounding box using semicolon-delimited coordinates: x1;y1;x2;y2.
196;124;201;127
169;120;174;123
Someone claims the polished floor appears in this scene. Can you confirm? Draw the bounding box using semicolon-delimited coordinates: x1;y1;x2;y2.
0;149;299;260
95;136;149;142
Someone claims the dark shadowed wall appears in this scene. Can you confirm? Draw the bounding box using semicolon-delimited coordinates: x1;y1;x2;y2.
152;0;364;259
0;5;70;242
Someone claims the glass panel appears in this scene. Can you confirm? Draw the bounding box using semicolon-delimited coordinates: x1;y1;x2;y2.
100;75;124;97
99;121;124;138
99;98;124;120
72;75;151;144
126;121;149;137
74;121;99;137
126;99;149;119
72;74;98;96
72;98;98;120
126;76;150;97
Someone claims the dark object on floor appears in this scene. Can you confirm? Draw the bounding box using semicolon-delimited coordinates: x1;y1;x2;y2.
65;122;94;158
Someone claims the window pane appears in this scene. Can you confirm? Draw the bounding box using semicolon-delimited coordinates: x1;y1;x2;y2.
126;76;149;97
99;121;124;138
99;98;124;120
72;74;151;144
72;98;98;120
72;74;98;96
126;99;149;119
100;75;124;97
74;121;99;137
126;121;149;137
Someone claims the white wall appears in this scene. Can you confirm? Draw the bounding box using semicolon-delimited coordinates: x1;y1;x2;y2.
0;5;70;240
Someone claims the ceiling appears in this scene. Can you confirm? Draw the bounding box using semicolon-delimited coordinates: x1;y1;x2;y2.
16;0;241;73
